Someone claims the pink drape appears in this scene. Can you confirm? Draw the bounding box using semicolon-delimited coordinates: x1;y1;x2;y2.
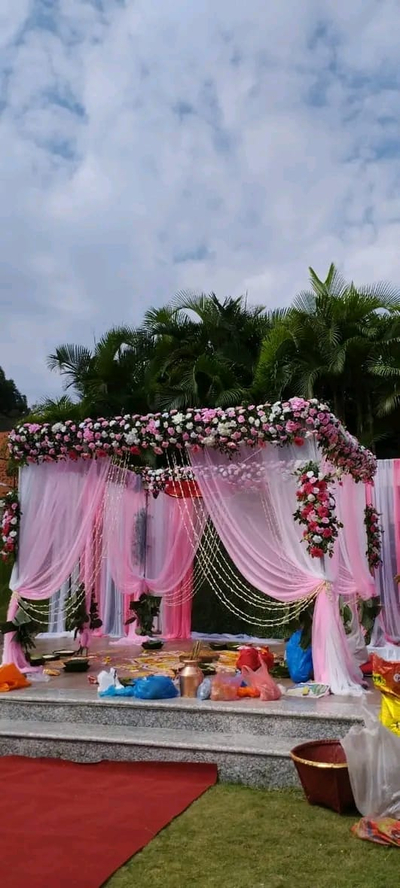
190;442;363;695
105;473;205;642
162;569;193;641
336;474;376;599
3;458;110;666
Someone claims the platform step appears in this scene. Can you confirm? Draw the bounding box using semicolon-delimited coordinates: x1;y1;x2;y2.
0;718;301;788
0;689;363;741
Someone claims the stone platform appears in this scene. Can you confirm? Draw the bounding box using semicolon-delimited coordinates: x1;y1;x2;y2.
0;679;377;788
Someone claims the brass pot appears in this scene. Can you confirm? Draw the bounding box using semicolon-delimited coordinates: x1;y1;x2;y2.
179;659;204;698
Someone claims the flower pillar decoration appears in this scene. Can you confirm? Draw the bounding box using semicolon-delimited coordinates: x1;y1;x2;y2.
364;504;383;572
294;461;342;558
0;490;21;564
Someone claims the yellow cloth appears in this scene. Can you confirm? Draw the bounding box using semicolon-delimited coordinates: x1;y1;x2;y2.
0;663;31;693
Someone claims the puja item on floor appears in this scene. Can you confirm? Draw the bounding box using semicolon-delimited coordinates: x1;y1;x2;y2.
241;658;282;701
179;642;204;697
197;678;212;700
64;657;90;673
0;663;31;693
237;686;260;698
210;673;241;701
237;645;274;672
286;682;330;698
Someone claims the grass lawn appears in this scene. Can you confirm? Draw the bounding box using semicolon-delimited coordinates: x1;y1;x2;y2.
107;785;399;888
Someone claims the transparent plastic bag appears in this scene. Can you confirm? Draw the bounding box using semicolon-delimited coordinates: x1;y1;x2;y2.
241;660;281;701
210;673;241;701
341;705;400;819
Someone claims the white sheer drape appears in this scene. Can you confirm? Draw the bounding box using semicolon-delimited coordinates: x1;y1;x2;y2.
371;459;400;646
190;440;363;695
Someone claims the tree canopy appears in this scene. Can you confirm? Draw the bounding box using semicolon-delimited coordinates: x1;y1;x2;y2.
0;367;27;431
29;265;400;456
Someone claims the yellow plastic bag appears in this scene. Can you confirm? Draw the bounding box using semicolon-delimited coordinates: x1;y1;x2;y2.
380;691;400;736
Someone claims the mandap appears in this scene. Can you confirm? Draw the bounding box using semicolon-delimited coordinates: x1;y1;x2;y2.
1;397;387;695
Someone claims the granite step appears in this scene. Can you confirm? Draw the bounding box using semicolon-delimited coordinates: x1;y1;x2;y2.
0;690;363;741
0;718;301;788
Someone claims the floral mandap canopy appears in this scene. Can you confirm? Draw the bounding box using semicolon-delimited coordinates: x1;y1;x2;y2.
3;398;379;695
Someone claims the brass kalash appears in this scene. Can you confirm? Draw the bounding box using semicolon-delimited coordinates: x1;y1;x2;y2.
178;641;219;697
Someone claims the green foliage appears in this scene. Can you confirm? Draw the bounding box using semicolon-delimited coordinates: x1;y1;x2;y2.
38;267;400;457
0;367;27;430
0;606;36;656
126;592;161;636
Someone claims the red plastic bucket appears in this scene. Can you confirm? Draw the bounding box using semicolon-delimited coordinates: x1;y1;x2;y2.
291;739;355;814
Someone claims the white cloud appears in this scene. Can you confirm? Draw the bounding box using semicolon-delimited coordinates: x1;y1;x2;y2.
1;0;400;403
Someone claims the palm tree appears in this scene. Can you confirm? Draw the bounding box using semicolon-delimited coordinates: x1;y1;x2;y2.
143;292;276;410
252;264;400;446
47;327;156;418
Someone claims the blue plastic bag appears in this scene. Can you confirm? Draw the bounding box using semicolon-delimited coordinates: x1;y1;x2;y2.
131;675;178;700
286;630;313;683
197;678;212;700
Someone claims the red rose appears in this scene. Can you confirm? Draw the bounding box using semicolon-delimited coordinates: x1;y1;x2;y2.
310;546;324;558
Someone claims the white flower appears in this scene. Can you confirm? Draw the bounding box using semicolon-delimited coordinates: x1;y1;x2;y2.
101;431;108;438
202;436;215;446
172;413;184;425
307;494;316;502
51;422;62;432
10;518;17;526
125;432;139;446
176;426;182;434
313;535;322;543
306;471;315;479
186;422;193;430
217;422;232;435
9;530;17;538
109;420;116;427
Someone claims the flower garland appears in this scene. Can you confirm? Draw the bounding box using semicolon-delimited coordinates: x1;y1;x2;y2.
364;504;383;572
0;489;21;564
294;461;342;558
8;397;376;482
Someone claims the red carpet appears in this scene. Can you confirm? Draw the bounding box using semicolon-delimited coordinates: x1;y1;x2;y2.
0;756;218;888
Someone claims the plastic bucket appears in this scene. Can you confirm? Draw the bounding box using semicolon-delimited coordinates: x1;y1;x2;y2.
291;739;355;814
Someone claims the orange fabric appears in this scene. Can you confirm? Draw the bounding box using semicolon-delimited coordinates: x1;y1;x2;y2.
0;663;31;692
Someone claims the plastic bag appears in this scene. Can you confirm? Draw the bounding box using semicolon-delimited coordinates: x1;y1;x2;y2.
241;660;281;701
210;674;241;701
341;705;400;819
286;630;313;683
197;678;212;700
131;675;178;699
372;653;400;698
97;668;123;695
380;692;400;736
237;646;274;672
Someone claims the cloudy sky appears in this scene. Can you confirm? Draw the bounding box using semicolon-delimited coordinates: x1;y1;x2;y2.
1;0;400;404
